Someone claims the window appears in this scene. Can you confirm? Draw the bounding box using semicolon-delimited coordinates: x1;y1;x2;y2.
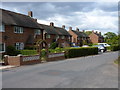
0;43;5;52
35;29;41;35
14;26;23;33
61;36;65;39
46;34;51;38
15;42;24;50
0;24;5;32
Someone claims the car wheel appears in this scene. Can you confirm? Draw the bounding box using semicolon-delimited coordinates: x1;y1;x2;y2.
101;50;104;53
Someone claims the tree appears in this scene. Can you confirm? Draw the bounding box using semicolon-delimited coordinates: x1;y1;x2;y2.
104;32;117;39
104;32;118;45
85;31;92;35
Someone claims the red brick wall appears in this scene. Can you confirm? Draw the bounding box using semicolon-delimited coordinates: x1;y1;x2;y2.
44;34;70;47
1;25;43;48
89;33;99;44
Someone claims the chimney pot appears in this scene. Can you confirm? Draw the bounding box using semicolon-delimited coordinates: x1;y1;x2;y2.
69;27;72;31
62;25;65;29
99;32;101;35
76;27;79;31
28;11;33;17
50;22;54;26
82;30;85;32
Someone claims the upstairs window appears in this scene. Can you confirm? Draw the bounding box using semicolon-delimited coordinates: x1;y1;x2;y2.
46;34;51;38
0;43;5;52
0;24;5;32
14;26;23;33
35;29;41;35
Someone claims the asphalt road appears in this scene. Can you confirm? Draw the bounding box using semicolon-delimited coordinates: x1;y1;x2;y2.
2;51;119;88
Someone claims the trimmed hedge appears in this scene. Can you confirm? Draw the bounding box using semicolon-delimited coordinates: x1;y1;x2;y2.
19;50;38;56
65;47;98;58
110;45;120;51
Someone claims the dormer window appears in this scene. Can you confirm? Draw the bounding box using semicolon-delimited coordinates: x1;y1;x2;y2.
14;26;23;33
35;29;41;35
61;36;65;39
0;24;5;32
46;34;51;38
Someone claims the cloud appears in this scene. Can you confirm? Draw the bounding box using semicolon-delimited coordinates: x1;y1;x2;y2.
1;2;118;34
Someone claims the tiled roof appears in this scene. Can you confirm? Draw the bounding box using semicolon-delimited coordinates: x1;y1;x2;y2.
0;8;42;29
39;24;71;36
72;30;89;38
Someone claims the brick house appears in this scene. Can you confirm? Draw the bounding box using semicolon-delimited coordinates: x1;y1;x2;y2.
89;30;104;44
39;22;71;47
68;27;90;46
0;9;43;53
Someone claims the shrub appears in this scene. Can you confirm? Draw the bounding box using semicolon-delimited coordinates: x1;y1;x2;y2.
19;50;38;56
24;46;35;50
65;47;98;58
49;42;58;49
110;45;120;51
6;46;21;56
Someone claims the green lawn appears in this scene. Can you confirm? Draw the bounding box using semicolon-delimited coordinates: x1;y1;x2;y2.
114;56;120;65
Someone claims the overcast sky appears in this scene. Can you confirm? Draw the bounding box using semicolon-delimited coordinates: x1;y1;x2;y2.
0;2;119;34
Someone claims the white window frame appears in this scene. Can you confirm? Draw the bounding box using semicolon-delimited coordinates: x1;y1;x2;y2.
0;24;5;32
61;36;65;39
35;29;41;35
14;26;23;34
15;42;24;50
0;43;5;53
46;34;51;38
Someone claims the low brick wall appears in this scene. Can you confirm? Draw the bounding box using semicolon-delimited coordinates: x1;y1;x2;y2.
47;53;65;61
4;53;65;66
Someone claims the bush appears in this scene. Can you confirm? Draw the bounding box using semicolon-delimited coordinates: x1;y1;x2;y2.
49;42;58;49
110;45;120;51
19;50;38;56
49;47;65;53
6;46;21;56
65;47;98;58
24;46;35;50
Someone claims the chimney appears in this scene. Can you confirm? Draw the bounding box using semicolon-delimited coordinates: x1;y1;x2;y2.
28;11;33;17
69;27;72;31
50;22;54;26
34;19;37;22
96;31;98;34
99;32;101;35
62;25;65;29
76;27;79;32
82;30;85;32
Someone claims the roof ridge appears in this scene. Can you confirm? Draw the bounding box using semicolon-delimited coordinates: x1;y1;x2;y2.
1;8;34;19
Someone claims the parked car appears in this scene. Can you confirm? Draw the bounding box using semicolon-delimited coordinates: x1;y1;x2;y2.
98;43;110;47
71;46;80;47
93;45;106;52
82;45;89;47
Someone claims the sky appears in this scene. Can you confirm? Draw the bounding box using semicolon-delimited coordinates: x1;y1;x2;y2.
0;1;119;35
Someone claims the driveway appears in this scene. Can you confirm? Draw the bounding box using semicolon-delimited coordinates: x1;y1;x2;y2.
2;51;119;88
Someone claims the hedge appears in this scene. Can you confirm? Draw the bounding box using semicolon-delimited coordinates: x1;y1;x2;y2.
110;45;120;51
19;50;38;56
65;47;98;58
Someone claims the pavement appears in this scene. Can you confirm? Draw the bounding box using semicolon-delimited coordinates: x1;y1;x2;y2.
1;51;119;88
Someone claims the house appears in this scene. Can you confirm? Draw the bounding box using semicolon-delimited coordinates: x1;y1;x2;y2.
89;30;104;44
68;27;90;46
39;22;72;47
0;9;43;53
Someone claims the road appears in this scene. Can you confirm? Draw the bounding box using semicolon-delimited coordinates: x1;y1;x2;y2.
2;51;119;88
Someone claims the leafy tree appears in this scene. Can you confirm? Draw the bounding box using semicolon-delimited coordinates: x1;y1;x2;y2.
85;31;92;35
104;32;119;45
104;32;117;39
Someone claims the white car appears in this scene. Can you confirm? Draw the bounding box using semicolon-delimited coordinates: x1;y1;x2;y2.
98;43;110;47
